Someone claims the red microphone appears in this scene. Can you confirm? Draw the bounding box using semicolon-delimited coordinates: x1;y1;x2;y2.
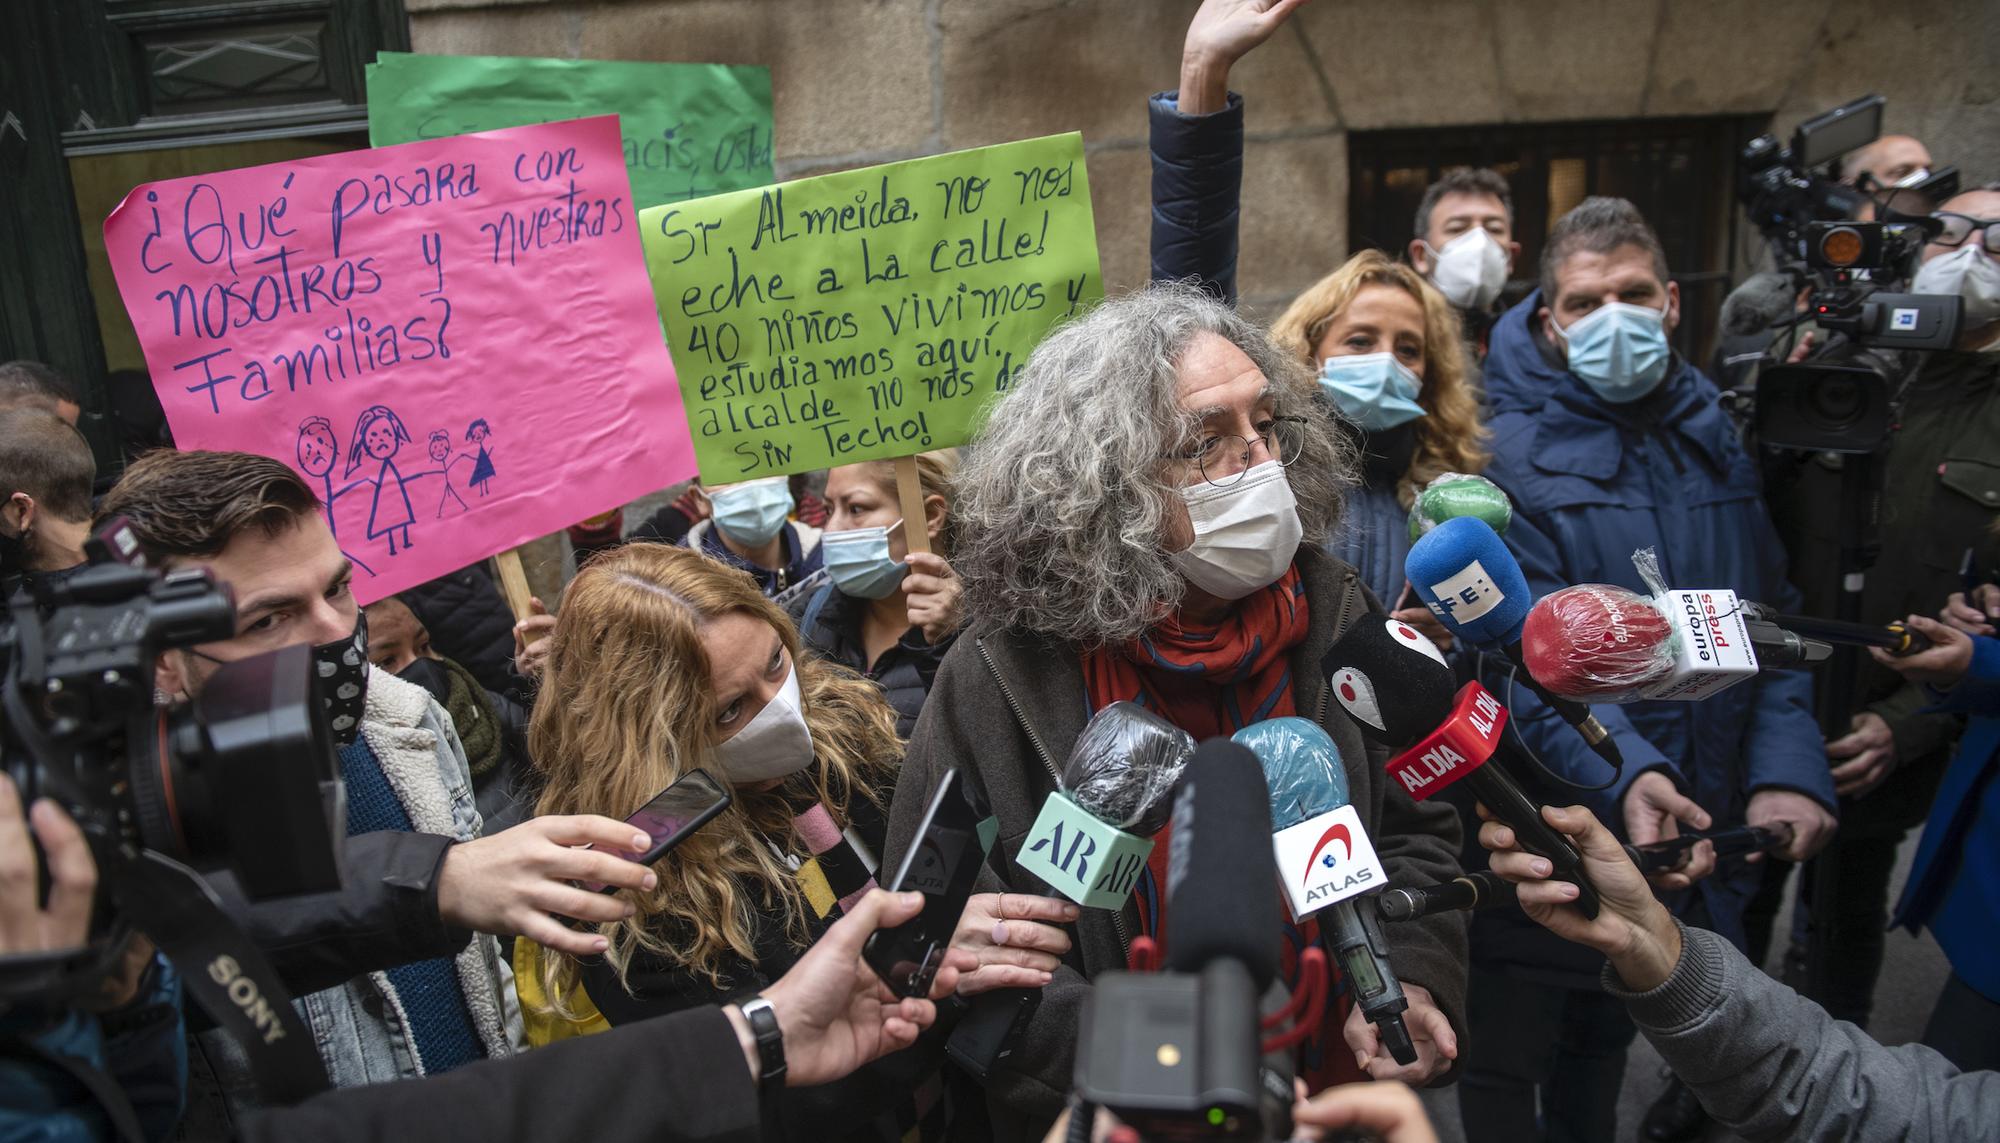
1521;584;1678;702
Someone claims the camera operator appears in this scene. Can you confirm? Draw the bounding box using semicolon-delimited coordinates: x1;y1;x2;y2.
1840;134;1939;205
0;784;974;1143
95;450;656;1123
0;406;94;593
1479;801;1999;1140
1754;184;2000;1029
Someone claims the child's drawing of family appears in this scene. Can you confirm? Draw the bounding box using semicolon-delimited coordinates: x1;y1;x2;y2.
296;408;499;574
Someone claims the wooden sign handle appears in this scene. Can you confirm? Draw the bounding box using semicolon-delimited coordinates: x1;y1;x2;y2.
894;455;931;558
494;547;536;622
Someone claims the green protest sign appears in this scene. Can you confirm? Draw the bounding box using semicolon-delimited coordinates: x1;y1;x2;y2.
367;53;773;207
638;132;1102;481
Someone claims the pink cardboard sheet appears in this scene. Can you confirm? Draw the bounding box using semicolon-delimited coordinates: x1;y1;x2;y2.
104;114;691;602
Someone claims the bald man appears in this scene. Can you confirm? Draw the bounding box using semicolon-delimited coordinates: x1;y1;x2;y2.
1840;134;1934;190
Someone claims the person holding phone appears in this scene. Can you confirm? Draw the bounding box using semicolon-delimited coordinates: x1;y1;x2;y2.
519;544;1075;1143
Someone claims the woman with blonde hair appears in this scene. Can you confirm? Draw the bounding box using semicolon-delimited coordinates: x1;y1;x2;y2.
791;449;964;738
518;543;1073;1142
1271;250;1490;646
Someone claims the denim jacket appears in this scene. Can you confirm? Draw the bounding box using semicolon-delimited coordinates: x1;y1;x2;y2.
179;671;521;1132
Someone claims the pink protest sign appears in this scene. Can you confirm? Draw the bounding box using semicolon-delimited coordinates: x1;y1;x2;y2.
104;115;691;603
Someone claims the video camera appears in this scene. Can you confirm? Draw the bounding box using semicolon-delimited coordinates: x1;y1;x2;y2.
1;519;346;1101
1735;94;1964;453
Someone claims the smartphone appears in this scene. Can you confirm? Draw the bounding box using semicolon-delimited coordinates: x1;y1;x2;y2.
864;768;993;998
583;768;732;893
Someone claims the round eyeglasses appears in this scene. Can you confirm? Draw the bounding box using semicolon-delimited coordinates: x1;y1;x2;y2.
1164;416;1309;487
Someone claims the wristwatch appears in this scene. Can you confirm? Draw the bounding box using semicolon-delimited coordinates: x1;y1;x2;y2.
737;995;787;1090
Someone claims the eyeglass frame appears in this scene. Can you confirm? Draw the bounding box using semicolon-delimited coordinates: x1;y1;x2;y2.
1931;213;2000;255
1160;414;1311;488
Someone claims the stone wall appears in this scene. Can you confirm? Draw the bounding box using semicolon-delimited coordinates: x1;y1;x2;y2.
409;0;1998;320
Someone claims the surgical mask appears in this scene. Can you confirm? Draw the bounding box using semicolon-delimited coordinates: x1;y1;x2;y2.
822;519;908;599
1424;228;1509;310
1319;353;1426;431
314;611;371;748
709;478;794;546
1169;460;1303;601
1553;300;1672;403
712;659;816;784
1913;246;2000;340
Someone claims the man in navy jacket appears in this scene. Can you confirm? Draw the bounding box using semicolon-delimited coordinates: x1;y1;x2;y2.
1462;196;1839;1143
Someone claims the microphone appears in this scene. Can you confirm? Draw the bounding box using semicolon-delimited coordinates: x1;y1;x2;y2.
1017;701;1193;907
1407;472;1515;542
1520;584;1840;703
1405;516;1625;770
1719;270;1803;337
1233;718;1415;1066
1378;871;1517;921
949;702;1191;1080
1324;615;1601;919
1076;739;1287;1139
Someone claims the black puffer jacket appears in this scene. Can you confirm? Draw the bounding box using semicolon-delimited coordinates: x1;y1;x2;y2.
786;582;953;739
401;563;531;704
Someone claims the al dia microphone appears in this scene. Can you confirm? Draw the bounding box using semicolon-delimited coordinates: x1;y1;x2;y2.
1405;516;1625;771
1324;615;1601;919
1233;718;1416;1067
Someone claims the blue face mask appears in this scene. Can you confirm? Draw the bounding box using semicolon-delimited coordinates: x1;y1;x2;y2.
709;478;794;546
1554;300;1671;403
1318;353;1426;431
822;519;908;600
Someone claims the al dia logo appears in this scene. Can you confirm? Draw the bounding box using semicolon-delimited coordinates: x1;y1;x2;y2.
1305;823;1352;884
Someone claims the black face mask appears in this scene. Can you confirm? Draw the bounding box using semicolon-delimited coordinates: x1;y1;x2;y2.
1354;421;1423;485
395;655;452;706
313;610;371;748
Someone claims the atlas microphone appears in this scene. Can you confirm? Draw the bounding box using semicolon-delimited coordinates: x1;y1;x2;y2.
1404;516;1626;772
1232;718;1416;1068
949;702;1193;1080
1324;615;1602;918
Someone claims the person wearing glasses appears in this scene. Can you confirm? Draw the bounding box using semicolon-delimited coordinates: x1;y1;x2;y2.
879;282;1471;1143
1750;181;2000;1069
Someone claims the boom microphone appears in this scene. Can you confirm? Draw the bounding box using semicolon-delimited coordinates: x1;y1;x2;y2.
1719;270;1803;338
1324;616;1601;918
1233;718;1414;1067
1405;517;1624;770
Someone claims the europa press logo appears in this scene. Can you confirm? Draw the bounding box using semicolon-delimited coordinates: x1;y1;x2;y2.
1306;823;1352;884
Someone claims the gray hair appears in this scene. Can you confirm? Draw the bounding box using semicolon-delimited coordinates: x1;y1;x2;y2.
954;281;1356;648
1540;195;1670;306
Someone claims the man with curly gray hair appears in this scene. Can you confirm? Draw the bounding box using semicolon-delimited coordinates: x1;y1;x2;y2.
880;282;1470;1142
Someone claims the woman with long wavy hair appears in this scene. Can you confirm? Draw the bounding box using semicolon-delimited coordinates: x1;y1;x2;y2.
517;544;1072;1142
1271;250;1491;649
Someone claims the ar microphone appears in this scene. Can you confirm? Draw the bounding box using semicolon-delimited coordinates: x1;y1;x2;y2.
1407;472;1514;542
1323;616;1601;919
1405;517;1624;770
1233;718;1415;1067
1018;702;1191;908
950;703;1189;1080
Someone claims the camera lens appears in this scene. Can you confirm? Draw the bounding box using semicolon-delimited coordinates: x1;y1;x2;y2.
1808;374;1866;428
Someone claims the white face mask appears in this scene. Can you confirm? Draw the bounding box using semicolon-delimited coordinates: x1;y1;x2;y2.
1913;246;2000;343
1423;228;1509;311
711;659;815;784
1169;460;1303;601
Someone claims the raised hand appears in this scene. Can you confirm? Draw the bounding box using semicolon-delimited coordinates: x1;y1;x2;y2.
1179;0;1315;114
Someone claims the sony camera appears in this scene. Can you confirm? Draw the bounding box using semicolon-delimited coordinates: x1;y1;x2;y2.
1735;95;1964;452
1;519;345;997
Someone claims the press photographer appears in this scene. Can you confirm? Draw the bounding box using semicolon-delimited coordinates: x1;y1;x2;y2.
1750;183;2000;1030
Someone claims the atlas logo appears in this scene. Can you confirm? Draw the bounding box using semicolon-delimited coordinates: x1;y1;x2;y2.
1305;823;1352;884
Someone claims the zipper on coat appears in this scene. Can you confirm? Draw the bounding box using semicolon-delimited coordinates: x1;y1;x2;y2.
1315;573;1362;726
976;638;1132;954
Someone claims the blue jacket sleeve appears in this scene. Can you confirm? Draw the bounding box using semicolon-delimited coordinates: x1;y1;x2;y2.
1148;91;1243;303
1739;548;1839;810
1927;635;2000;716
1493;506;1676;826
